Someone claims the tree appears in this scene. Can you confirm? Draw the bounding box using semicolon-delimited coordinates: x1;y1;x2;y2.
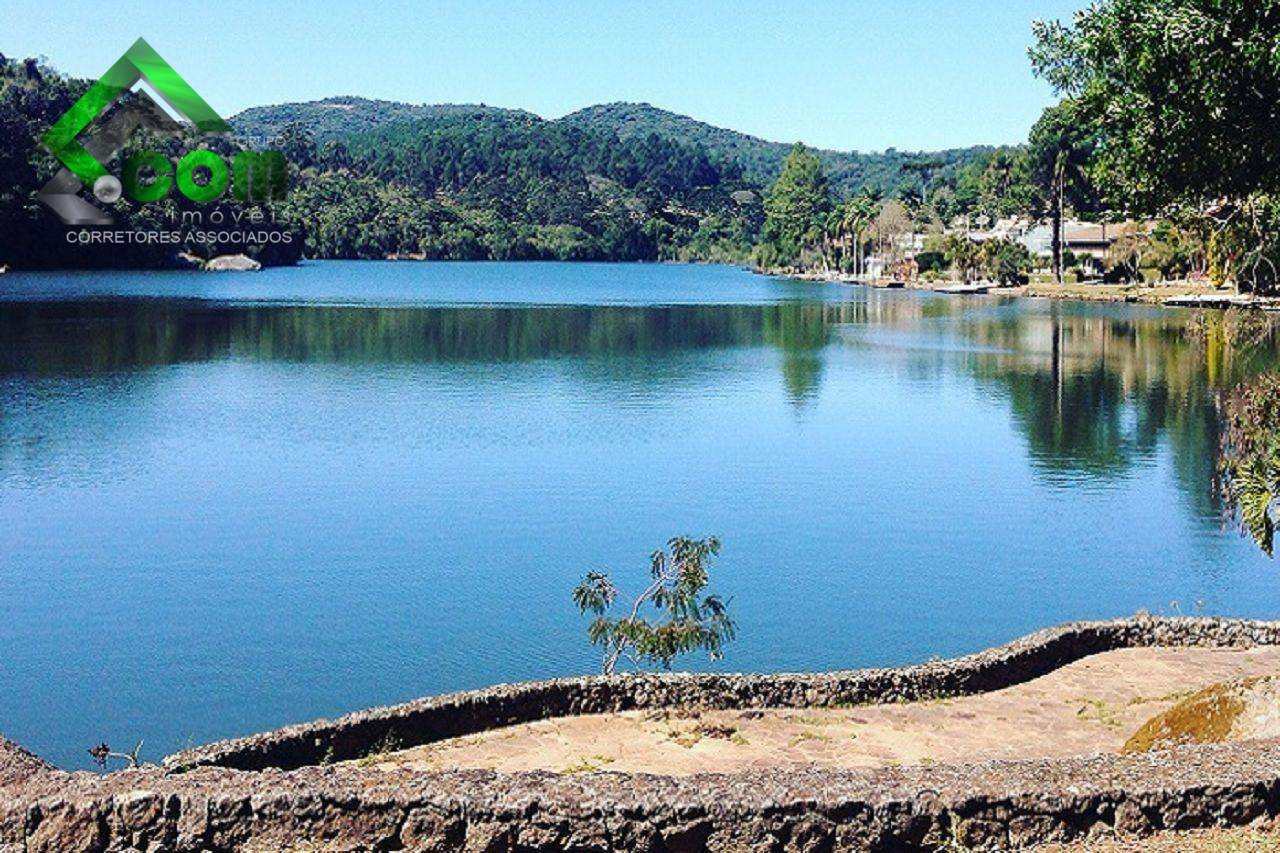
981;239;1034;285
1106;223;1150;280
928;185;959;226
870;199;912;267
1144;220;1205;280
977;150;1036;221
942;233;982;282
1031;0;1280;211
948;148;1036;226
1028;101;1097;283
573;536;735;675
835;190;880;277
1030;0;1280;291
902;158;944;206
756;143;831;270
1218;374;1280;557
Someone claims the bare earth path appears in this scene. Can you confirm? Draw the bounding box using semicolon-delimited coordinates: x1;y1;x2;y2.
1045;826;1280;851
364;646;1280;776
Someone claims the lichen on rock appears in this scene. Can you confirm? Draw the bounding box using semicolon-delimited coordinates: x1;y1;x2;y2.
1122;675;1280;753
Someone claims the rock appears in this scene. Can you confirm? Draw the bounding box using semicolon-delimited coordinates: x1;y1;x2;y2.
205;254;261;272
1112;799;1152;835
1123;675;1280;753
400;806;464;849
7;616;1280;851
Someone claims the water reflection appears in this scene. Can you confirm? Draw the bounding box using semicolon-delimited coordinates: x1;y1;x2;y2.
4;273;1280;770
1;297;1273;497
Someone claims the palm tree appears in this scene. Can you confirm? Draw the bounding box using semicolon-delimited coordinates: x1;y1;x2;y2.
838;192;880;279
821;208;844;273
1030;101;1097;283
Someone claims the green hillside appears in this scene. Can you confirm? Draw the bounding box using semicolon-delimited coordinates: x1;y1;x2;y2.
232;98;1000;198
231;96;533;143
3;55;1027;269
559;102;997;195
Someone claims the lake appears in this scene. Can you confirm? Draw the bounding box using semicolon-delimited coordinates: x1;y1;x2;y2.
1;260;1277;770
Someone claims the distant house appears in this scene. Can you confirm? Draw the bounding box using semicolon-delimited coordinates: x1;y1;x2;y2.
968;217;1030;243
894;233;925;255
913;218;1153;275
1016;220;1152;270
1018;223;1053;257
1062;222;1117;262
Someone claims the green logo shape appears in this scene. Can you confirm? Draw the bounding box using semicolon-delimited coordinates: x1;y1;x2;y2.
42;37;230;186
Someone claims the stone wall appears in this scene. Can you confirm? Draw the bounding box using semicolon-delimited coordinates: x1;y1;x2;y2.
3;616;1280;851
168;615;1280;772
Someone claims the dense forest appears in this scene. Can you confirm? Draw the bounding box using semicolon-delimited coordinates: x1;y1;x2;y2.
0;56;1013;269
560;102;999;199
272;112;762;262
238;97;997;198
0;56;302;268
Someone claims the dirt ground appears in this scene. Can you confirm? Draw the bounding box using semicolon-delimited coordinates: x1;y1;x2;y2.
1042;825;1280;851
362;646;1280;776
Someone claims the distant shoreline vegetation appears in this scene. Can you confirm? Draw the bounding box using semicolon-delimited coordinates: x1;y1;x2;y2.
4;0;1279;286
1;58;996;270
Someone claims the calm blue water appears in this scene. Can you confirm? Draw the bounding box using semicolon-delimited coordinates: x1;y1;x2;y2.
1;261;1276;769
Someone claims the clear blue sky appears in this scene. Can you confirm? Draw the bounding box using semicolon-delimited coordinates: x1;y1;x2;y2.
0;0;1083;152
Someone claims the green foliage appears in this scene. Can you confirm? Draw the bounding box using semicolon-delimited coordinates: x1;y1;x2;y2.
0;55;90;266
236;100;1001;269
830;191;881;273
1031;2;1280;292
1219;374;1280;556
1027;100;1100;279
1031;0;1280;212
1143;222;1203;280
232;97;532;144
3;53;1027;272
573;536;735;675
981;239;1033;285
756;144;831;268
278;112;761;263
941;233;981;281
915;251;946;274
556;102;995;199
0;55;300;269
952;148;1037;225
1203;198;1280;293
1026;102;1098;214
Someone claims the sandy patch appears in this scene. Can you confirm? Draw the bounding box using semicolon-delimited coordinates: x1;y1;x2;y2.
1042;826;1280;851
359;647;1280;776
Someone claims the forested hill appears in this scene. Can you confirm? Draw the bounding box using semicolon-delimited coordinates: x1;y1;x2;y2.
231;97;533;143
1;54;1022;269
558;102;996;195
231;98;998;197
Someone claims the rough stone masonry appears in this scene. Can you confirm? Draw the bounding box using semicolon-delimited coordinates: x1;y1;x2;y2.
5;615;1280;851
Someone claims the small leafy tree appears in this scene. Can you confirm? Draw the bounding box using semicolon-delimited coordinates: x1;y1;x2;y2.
980;238;1033;285
573;536;735;675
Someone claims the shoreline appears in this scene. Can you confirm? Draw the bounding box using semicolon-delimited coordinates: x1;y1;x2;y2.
164;615;1280;773
5;259;1270;313
772;268;1276;310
